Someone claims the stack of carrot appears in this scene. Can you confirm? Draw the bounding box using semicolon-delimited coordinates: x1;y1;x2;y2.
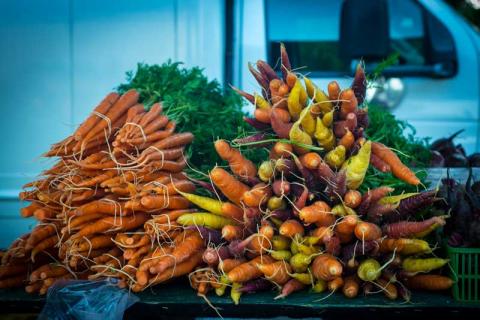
0;45;454;304
0;89;204;293
175;45;453;303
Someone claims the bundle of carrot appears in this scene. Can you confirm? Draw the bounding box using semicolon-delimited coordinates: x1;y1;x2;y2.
175;44;453;303
0;88;211;293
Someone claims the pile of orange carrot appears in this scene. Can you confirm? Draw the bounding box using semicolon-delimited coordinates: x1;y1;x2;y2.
174;45;453;303
0;89;206;293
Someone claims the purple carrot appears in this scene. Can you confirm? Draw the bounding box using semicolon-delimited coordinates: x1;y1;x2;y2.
270;108;293;139
280;43;292;79
386;190;437;222
333;113;357;138
230;84;255;104
275;158;295;176
367;203;398;223
187;177;216;194
202;246;231;266
383;216;446;238
353;127;364;140
228;237;253;257
243;176;262;187
316;160;335;182
272;180;290;196
270;209;294;221
294;186;309;213
248;62;270;99
257;60;279;82
325;235;341;256
356;186;394;216
351;62;367;105
397;283;412;303
325;171;347;202
356;108;369;128
341;240;379;262
187;226;223;246
243;116;270;130
233;132;271;146
293;156;316;190
238;278;273;293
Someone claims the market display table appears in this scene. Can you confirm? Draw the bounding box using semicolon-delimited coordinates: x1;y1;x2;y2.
0;282;478;319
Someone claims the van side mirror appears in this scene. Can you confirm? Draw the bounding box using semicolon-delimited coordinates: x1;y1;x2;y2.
339;0;390;62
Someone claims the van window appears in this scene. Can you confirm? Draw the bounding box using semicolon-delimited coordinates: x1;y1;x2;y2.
266;0;426;74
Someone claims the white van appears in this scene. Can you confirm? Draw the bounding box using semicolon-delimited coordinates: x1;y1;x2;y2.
233;0;480;154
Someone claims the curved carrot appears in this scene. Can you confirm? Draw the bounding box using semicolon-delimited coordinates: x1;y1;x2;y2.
371;142;420;185
210;167;249;206
214;140;257;179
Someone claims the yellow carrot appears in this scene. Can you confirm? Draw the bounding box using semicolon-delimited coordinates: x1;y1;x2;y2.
341;140;371;189
177;213;236;229
177;191;223;215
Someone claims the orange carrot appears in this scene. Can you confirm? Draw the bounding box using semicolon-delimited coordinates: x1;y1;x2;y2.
210;167;250;206
74;200;125;216
242;183;272;207
344;190;362;208
20;202;42;218
71;213;149;240
299;152;322;170
371;142;420;185
342;276;359;298
335;215;359;243
0;275;25;289
339;89;358;119
82;90;139;144
227;255;274;283
299;202;333;226
257;261;292;285
339;129;355;149
214;140;257;179
0;265;27;279
138;103;162;128
135;251;203;292
40;265;69;280
254;108;271;124
276;278;306;299
222;225;244;241
140;195;190;210
312;254;343;281
328;277;344;292
221;202;244;221
149;230;204;275
376;278;398;300
219;258;246;274
370;153;391;173
74;92;120;141
405;275;453;291
328;81;340;102
74;235;113;252
31;235;58;261
124;121;176;146
354;221;382;241
271;141;293;159
311;226;334;244
279;220;305;238
248;223;274;255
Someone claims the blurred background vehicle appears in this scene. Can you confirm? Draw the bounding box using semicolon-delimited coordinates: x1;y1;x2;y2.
0;0;478;246
235;0;480;154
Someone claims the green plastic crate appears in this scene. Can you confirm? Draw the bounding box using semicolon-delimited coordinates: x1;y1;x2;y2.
447;245;480;302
